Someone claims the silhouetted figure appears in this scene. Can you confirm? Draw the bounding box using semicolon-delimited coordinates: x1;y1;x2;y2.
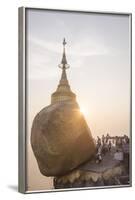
108;141;112;151
96;145;102;164
102;134;105;143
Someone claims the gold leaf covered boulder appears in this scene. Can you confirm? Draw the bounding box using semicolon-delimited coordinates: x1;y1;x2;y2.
31;101;95;176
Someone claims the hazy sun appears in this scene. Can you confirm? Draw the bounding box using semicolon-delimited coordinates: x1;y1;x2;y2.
79;106;88;116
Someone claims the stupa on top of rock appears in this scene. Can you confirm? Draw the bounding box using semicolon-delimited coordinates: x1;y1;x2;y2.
31;38;96;177
51;38;76;104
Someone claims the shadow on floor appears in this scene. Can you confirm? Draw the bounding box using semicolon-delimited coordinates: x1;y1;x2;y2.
8;185;18;192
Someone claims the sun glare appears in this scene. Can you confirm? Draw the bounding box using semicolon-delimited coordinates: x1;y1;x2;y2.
79;106;88;116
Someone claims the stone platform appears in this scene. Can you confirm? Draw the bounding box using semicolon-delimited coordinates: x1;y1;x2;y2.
53;152;129;189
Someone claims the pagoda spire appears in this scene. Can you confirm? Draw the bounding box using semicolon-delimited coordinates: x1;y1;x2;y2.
59;38;70;69
51;38;76;104
58;38;69;85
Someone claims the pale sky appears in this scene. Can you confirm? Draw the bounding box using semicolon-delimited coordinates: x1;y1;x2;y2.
26;9;131;191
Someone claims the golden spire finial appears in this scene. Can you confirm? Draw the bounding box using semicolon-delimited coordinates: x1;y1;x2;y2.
59;38;70;69
63;38;67;46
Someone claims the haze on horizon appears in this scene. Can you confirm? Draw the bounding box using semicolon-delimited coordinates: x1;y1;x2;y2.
26;9;131;191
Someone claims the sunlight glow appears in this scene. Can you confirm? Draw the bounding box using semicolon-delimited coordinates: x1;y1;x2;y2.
79;106;89;117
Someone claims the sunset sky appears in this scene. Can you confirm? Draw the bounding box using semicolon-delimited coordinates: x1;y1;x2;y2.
26;9;131;191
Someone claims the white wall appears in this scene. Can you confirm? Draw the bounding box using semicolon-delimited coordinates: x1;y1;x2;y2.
0;0;134;199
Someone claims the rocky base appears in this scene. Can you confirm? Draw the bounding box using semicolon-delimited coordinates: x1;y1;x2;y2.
53;163;129;189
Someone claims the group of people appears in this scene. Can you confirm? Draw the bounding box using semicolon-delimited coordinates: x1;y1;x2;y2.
95;133;129;164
